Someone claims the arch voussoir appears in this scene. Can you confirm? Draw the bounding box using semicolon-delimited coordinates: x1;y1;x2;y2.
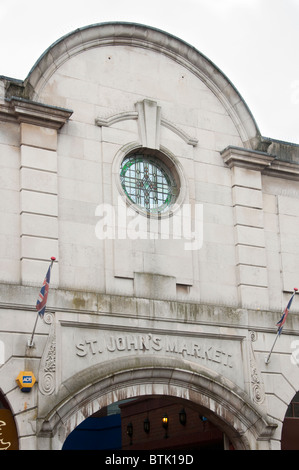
37;357;277;450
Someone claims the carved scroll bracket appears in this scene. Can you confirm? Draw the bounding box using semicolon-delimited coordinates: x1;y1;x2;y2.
249;330;265;405
38;312;56;396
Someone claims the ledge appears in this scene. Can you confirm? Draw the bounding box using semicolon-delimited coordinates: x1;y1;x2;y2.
0;96;73;129
1;282;299;333
221;146;275;171
221;145;299;181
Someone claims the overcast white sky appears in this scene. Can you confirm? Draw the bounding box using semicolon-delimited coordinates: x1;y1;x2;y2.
1;0;299;144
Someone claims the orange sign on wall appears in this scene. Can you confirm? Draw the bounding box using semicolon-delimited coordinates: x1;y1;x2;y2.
0;409;19;450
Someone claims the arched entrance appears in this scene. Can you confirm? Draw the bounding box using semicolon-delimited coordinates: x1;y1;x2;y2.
62;396;231;450
0;391;19;450
37;359;277;450
281;391;299;450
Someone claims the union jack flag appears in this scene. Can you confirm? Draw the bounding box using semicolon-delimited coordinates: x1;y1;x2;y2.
276;289;298;335
36;261;54;318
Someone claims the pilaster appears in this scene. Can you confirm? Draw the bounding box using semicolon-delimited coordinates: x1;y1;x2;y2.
7;98;73;285
222;147;274;309
20;123;59;285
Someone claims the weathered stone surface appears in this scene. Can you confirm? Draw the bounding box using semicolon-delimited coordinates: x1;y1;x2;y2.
1;23;299;450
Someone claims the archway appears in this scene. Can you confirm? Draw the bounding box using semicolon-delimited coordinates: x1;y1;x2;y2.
37;359;277;450
281;391;299;450
62;395;232;450
0;391;19;450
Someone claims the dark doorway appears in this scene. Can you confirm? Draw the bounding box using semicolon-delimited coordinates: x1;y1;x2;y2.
62;396;233;450
281;391;299;450
0;391;19;450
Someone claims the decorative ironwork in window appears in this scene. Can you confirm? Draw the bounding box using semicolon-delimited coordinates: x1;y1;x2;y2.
120;153;178;214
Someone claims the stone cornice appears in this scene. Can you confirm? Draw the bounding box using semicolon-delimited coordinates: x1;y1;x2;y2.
0;283;298;334
263;159;299;180
221;146;275;170
0;96;73;129
221;145;299;181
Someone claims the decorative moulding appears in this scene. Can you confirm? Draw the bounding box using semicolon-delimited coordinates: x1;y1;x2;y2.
161;117;198;147
263;160;299;181
96;99;198;148
221;146;275;171
24;22;261;149
0;96;73;129
221;145;299;181
38;312;56;396
95;111;138;128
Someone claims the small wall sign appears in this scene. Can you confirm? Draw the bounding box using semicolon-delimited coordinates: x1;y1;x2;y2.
16;371;36;393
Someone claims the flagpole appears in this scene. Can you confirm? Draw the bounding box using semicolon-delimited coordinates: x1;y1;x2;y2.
27;311;40;348
265;331;280;365
265;288;297;365
27;257;56;348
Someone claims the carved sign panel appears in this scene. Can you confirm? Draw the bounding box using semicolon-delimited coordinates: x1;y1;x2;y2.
57;323;244;388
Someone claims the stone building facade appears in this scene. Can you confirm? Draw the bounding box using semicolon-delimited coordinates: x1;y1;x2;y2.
0;22;299;450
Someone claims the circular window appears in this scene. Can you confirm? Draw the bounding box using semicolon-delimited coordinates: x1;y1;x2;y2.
120;150;179;214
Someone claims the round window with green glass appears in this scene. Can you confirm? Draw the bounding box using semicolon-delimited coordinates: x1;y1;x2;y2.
120;152;178;214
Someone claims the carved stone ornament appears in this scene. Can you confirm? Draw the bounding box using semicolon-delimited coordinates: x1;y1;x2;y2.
95;99;198;149
249;331;265;405
38;314;56;395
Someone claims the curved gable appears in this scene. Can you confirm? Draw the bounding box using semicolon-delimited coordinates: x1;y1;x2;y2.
24;22;260;149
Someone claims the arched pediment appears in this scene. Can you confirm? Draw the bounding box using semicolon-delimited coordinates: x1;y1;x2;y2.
23;22;260;149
